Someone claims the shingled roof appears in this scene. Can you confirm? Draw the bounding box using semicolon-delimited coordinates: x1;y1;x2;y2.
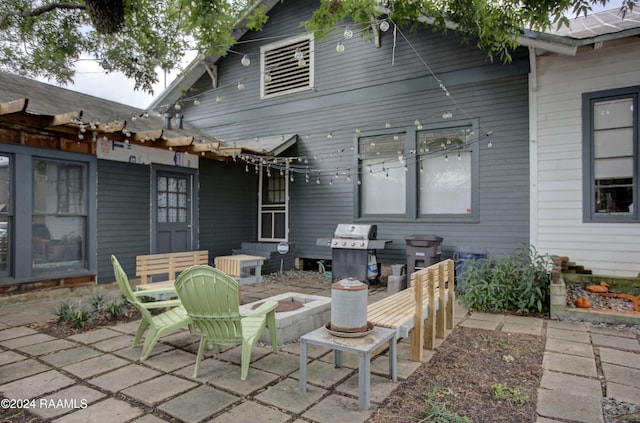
0;72;286;160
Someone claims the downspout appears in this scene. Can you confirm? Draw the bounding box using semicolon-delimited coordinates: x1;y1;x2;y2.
528;46;539;250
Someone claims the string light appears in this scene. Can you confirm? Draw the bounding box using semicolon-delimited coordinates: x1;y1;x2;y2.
237;81;245;91
294;48;304;60
379;21;390;32
215;95;222;104
336;41;345;53
193;98;201;106
343;26;353;39
241;55;250;66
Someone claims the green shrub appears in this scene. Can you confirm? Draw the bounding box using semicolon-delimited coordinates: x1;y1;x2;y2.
458;244;551;313
54;300;74;321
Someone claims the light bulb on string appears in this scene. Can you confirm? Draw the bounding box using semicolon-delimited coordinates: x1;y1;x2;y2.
336;41;345;53
293;48;304;60
379;21;390;32
237;81;245;91
290;174;294;182
385;122;391;128
444;153;449;162
343;26;353;39
327;132;333;139
215;95;222;104
457;151;462;160
245;164;249;172
298;58;306;67
486;131;494;148
174;102;182;110
193;98;201;106
241;55;250;66
357;178;362;185
264;72;272;83
316;177;320;184
329;178;333;186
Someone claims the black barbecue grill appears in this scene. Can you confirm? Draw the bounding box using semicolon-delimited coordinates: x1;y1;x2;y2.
317;224;392;282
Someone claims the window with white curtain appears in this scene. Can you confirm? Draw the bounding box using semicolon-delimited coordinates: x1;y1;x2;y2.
359;133;406;215
418;127;473;215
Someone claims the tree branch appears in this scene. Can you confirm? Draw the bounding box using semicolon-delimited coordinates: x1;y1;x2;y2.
0;3;86;29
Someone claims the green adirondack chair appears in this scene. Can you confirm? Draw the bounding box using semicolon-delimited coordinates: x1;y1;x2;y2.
174;265;278;380
111;255;192;361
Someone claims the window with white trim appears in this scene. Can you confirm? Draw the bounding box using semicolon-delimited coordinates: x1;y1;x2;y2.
583;87;639;222
260;34;314;99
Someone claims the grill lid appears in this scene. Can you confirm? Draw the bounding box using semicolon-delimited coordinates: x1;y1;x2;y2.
333;224;377;240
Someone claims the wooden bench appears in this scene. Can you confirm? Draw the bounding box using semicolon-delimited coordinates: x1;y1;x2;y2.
214;254;265;285
135;250;209;291
367;259;455;362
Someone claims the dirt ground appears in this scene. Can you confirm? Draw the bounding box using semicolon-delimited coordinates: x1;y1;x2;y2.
367;325;545;423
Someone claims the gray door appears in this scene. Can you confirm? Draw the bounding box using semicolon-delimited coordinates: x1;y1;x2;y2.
155;171;192;253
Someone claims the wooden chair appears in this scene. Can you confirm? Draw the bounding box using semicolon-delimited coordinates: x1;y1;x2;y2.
111;255;192;361
174;265;278;380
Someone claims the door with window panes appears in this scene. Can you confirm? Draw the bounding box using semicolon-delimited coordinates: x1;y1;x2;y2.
258;166;288;241
155;172;192;253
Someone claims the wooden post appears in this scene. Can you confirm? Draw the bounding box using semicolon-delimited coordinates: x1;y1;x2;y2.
410;271;425;362
447;259;456;329
424;267;436;350
436;262;447;339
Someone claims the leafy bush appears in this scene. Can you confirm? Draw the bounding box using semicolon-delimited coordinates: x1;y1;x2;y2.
457;245;551;313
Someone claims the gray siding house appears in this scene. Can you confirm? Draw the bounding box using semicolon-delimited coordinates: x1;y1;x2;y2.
151;0;533;268
0;72;259;288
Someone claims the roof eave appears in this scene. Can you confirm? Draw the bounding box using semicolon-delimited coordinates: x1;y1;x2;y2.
148;0;282;112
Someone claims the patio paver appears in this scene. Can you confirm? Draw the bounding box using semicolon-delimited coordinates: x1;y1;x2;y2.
89;364;161;392
53;397;144;423
62;354;129;378
255;377;327;415
302;394;371;423
0;369;75;399
157;385;239;423
121;374;198;406
39;345;102;367
209;400;291;423
27;384;107;420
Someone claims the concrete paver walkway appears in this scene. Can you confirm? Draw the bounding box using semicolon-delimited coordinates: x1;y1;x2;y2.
0;280;638;422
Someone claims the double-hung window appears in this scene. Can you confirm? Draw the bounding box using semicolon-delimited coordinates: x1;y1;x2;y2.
583;87;639;222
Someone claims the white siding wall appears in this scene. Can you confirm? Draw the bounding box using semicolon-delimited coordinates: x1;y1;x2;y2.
533;38;640;276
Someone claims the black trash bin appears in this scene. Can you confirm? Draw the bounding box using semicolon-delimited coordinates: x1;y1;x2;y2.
405;234;443;275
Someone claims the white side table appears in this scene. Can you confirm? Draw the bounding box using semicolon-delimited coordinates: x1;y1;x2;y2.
299;325;397;410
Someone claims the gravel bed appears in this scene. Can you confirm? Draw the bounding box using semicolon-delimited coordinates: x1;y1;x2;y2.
566;284;637;313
